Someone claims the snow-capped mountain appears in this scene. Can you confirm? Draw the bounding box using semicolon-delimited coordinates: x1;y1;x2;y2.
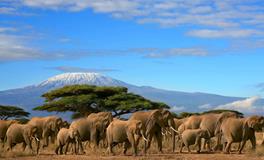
37;72;129;88
0;72;261;118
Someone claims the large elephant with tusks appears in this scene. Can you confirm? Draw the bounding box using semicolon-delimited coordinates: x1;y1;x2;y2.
27;116;63;153
70;112;113;153
129;109;178;153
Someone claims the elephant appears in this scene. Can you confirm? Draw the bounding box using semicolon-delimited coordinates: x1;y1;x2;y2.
5;123;40;154
180;111;240;151
0;120;18;148
172;118;188;145
129;109;178;153
106;119;148;156
55;128;81;155
219;115;264;154
70;112;113;153
174;118;188;130
179;129;210;153
27;116;63;150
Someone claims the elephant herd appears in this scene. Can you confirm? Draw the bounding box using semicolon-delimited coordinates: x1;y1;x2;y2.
0;109;264;157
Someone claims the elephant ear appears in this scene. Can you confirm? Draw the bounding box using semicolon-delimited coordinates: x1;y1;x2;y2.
145;110;162;135
32;126;38;135
161;110;174;127
246;116;261;129
69;129;75;139
56;118;63;129
46;121;56;132
136;121;143;129
215;112;234;136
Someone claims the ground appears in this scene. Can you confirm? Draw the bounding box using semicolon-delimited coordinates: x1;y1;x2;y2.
1;133;264;160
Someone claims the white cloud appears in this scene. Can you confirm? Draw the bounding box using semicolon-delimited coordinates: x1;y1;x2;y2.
141;48;208;58
58;38;71;43
171;106;185;112
0;7;16;15
187;29;261;38
0;33;76;62
48;66;119;73
215;96;264;114
0;27;17;33
198;104;212;109
13;0;264;39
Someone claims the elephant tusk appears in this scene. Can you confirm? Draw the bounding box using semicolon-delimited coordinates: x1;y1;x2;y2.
142;136;148;142
166;130;172;135
170;126;180;134
161;131;165;136
35;136;40;142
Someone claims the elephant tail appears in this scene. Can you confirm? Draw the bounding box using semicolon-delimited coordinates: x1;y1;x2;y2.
3;135;7;148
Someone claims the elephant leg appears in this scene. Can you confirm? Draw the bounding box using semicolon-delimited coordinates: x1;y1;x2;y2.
127;133;137;156
42;132;47;148
60;144;64;155
24;136;34;154
187;145;191;153
110;142;119;155
238;140;246;154
194;137;201;153
213;135;221;151
90;129;99;150
225;141;232;154
71;141;77;155
42;137;49;148
22;142;27;151
107;142;113;155
172;131;176;152
203;139;207;150
0;139;4;148
6;139;12;151
179;141;184;153
146;134;153;152
249;134;256;150
55;145;60;155
123;141;131;155
64;141;69;155
206;139;212;152
78;141;85;154
35;138;40;154
156;132;163;153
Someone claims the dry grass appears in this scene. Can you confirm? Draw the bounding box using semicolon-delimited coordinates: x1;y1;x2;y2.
1;133;264;160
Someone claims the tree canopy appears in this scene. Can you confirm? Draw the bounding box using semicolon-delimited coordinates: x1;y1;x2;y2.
172;109;244;119
34;85;170;119
0;105;30;120
201;109;243;117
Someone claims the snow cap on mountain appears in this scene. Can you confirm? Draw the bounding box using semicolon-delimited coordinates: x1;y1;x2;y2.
38;72;126;87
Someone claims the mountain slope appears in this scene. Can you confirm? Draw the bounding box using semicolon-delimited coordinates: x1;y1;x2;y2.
0;72;253;117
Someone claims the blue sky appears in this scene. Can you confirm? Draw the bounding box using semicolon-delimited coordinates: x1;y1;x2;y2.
1;0;264;98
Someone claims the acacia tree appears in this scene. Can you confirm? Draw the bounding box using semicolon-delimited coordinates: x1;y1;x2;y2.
34;85;169;119
0;105;30;120
172;109;244;119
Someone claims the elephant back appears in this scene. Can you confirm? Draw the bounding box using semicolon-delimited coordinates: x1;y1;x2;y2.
129;111;151;127
6;123;24;142
70;118;91;141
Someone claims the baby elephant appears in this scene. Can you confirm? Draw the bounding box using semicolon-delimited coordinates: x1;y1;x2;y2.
55;128;80;155
179;129;210;153
106;119;148;156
